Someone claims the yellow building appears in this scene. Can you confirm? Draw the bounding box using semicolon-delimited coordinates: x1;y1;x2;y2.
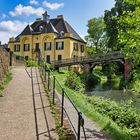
9;11;86;63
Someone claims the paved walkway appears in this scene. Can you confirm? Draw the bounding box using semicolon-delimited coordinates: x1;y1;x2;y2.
0;67;58;140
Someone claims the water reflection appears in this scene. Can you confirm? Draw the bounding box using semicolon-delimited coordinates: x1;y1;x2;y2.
87;89;140;111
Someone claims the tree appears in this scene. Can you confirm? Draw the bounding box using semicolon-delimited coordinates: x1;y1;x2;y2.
118;0;140;67
104;0;135;50
86;17;107;52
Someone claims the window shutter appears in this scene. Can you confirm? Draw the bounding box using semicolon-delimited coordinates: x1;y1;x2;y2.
28;44;30;51
44;43;46;51
14;45;16;52
62;42;64;50
50;42;51;50
56;42;58;50
19;45;20;52
24;44;25;51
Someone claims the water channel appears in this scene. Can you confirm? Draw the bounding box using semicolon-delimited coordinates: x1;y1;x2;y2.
87;88;140;113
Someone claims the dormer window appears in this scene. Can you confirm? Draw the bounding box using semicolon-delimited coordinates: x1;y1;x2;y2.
60;31;64;37
39;26;44;32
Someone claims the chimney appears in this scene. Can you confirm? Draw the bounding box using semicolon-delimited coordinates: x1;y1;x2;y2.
57;15;64;19
42;11;50;23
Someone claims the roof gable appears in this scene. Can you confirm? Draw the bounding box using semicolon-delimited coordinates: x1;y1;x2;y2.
20;25;33;35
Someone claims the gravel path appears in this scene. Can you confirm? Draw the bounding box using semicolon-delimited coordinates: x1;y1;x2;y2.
0;67;58;140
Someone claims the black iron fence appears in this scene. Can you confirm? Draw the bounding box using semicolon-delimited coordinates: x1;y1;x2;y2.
39;61;87;140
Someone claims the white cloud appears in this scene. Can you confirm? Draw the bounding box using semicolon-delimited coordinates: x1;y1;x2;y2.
42;1;64;10
9;4;44;17
29;0;39;5
0;20;27;32
0;20;28;43
0;32;15;44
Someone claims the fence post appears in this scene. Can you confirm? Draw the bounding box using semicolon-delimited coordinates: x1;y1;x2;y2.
42;62;44;75
53;76;55;104
44;64;46;82
48;71;50;90
61;88;64;127
77;112;82;140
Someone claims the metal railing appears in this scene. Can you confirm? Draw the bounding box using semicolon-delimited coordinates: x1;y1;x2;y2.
51;51;124;67
39;61;87;140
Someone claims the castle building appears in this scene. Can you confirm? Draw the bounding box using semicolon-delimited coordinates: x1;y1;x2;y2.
9;11;86;63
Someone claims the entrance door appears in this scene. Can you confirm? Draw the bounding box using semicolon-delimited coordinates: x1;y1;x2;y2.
58;55;62;61
9;52;13;66
46;55;50;63
35;43;40;52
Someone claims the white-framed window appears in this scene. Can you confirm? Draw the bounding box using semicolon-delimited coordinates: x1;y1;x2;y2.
73;43;78;51
44;42;51;51
23;44;30;52
14;44;20;52
80;45;84;52
56;42;64;50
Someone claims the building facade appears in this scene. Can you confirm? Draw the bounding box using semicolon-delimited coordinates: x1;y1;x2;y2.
9;11;86;63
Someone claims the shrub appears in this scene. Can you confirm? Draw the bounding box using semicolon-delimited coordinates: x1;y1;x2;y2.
65;71;85;92
26;60;38;67
86;74;100;87
86;96;140;137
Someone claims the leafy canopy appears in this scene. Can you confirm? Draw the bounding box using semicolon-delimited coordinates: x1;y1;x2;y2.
117;0;140;66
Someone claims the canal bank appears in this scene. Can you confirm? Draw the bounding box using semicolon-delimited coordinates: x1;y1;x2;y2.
50;69;140;140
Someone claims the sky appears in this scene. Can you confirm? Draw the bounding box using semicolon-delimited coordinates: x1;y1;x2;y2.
0;0;115;44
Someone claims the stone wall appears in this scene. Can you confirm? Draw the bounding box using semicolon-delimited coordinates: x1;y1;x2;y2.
0;47;9;83
11;54;25;66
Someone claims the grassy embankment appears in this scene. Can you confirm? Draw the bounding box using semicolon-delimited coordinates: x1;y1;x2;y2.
0;71;12;97
50;69;140;140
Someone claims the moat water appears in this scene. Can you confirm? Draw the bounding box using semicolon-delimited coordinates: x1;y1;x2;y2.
86;87;140;112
